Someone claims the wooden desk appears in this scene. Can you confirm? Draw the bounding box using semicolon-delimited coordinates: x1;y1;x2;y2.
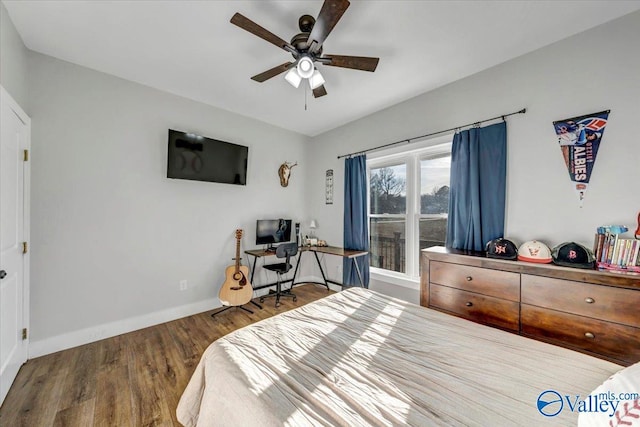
296;246;368;288
245;246;368;290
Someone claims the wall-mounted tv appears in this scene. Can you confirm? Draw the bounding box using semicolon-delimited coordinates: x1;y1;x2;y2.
167;129;248;185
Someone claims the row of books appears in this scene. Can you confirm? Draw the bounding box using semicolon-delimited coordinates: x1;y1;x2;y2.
593;231;640;273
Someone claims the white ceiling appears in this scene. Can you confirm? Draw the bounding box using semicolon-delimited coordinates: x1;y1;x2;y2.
5;1;640;136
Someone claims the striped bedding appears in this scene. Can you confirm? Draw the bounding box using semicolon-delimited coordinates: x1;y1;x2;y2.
177;287;622;426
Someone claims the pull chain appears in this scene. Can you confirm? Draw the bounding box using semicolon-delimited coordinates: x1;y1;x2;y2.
304;84;308;111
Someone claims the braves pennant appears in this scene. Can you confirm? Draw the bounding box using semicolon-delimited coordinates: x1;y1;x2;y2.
553;110;610;206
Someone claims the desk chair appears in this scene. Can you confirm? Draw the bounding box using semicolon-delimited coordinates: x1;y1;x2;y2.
260;242;298;308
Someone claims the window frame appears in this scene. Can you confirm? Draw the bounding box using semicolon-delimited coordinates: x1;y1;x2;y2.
367;135;452;279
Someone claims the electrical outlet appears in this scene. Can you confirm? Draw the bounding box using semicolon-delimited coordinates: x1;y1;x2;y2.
179;280;188;291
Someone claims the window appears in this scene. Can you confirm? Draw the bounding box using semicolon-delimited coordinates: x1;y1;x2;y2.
368;138;451;278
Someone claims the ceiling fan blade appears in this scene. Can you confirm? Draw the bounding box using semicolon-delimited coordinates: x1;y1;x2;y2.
322;54;379;72
231;13;296;53
313;85;328;98
306;0;350;54
251;62;296;82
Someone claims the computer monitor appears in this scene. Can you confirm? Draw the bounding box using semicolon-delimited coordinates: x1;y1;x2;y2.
256;219;292;247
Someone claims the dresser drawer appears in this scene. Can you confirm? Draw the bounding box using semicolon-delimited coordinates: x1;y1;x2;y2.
430;261;520;301
430;284;520;331
521;304;640;365
521;274;640;327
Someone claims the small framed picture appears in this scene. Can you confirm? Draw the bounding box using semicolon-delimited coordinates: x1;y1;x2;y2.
325;169;333;204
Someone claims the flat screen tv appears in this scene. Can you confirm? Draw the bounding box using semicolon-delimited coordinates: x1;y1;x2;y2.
256;219;292;246
167;129;248;185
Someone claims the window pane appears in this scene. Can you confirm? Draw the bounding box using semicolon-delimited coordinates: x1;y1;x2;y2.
370;217;406;273
420;156;450;254
420;156;450;215
370;164;406;214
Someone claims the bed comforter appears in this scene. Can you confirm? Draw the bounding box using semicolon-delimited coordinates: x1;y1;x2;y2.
177;287;623;426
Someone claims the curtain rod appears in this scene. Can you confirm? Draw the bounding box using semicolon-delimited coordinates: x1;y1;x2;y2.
337;108;527;159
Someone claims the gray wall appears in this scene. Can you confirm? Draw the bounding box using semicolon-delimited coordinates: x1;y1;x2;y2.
27;52;310;354
307;11;640;304
0;1;29;109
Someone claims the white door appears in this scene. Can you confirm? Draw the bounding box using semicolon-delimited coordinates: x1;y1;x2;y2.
0;86;30;405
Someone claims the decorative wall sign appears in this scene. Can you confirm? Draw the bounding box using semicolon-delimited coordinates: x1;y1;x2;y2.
552;110;610;206
325;169;334;204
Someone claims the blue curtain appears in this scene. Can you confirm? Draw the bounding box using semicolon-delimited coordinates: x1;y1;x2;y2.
343;155;370;288
446;122;507;251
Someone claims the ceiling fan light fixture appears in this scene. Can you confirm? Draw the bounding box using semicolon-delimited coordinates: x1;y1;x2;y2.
231;4;381;99
297;56;314;79
284;67;302;88
309;69;325;90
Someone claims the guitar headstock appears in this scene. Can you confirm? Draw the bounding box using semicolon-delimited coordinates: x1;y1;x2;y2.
235;229;243;240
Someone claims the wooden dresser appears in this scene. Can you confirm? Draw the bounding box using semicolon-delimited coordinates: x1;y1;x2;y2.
421;246;640;366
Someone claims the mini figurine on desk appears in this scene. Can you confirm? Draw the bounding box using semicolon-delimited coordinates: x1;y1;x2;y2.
305;236;318;246
317;240;328;247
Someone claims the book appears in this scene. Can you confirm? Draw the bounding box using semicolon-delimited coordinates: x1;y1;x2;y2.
601;233;611;263
611;236;620;265
634;240;640;266
619;239;629;267
607;234;617;264
594;233;606;263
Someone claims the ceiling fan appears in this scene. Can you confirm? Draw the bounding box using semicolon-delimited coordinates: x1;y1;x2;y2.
230;0;379;98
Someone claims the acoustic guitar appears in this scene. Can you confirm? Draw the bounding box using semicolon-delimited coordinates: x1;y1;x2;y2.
218;229;253;307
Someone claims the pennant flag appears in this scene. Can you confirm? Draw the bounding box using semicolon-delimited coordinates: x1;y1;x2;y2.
553;110;610;206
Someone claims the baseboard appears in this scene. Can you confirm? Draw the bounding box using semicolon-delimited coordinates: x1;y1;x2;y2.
0;273;341;404
29;278;341;358
28;297;220;358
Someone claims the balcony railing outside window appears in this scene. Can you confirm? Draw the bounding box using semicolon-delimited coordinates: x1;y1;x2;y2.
370;218;447;272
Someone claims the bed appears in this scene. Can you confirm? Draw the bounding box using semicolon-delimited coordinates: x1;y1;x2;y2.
177;287;631;426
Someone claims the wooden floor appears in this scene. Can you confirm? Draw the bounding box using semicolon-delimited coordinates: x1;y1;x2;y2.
0;284;333;427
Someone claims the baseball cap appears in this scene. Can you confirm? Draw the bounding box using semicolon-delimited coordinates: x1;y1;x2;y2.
518;240;553;264
551;242;596;269
486;238;518;260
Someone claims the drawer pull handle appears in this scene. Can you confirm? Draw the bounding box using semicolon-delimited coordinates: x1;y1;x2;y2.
584;332;595;339
466;276;472;281
584;297;595;304
465;302;473;307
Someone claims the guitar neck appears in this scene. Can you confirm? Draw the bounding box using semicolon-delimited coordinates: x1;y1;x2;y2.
235;236;241;272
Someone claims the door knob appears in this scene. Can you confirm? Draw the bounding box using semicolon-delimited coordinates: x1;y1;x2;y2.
0;270;6;279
